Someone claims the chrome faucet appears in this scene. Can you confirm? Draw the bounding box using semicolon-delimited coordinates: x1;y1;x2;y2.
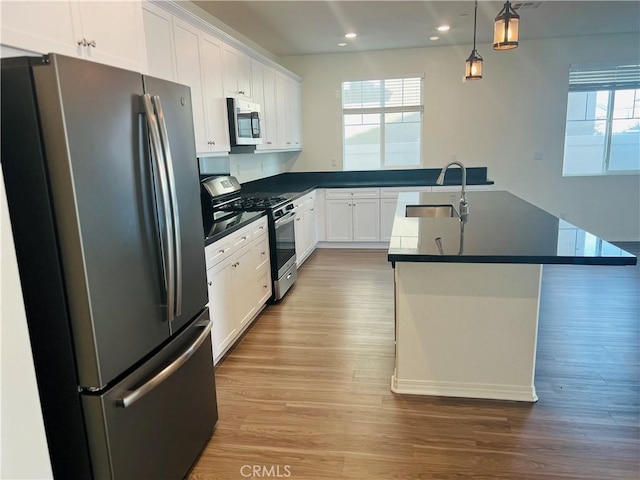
436;161;468;217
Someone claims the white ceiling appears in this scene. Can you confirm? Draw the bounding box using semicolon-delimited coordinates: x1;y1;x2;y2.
191;1;640;57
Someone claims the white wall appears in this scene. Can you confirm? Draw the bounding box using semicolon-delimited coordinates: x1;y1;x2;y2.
0;168;53;480
199;151;299;184
281;33;640;242
0;45;53;480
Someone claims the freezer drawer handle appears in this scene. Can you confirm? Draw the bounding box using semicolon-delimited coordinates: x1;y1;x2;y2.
116;320;212;408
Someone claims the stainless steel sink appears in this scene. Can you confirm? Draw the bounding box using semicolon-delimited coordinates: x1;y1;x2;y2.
405;204;459;218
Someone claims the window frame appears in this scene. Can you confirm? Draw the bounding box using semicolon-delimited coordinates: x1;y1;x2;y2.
562;63;640;177
341;76;424;171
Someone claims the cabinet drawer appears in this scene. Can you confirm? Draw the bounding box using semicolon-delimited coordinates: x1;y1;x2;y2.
380;186;431;198
231;224;253;248
326;188;380;199
205;238;233;269
251;216;268;236
252;232;270;270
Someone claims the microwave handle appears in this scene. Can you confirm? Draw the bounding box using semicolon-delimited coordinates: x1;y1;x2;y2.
251;112;260;137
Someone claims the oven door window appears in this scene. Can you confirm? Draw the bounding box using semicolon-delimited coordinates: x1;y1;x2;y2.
275;216;296;271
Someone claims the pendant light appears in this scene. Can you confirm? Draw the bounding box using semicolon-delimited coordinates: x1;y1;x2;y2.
464;0;483;81
493;0;520;50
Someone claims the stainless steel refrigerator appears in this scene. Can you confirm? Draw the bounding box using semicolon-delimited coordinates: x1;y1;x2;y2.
1;54;217;479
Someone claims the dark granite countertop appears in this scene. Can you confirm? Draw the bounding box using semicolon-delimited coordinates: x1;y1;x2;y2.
387;191;637;266
204;210;266;246
239;168;493;196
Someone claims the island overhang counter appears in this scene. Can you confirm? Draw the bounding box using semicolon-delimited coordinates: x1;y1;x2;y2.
388;190;636;402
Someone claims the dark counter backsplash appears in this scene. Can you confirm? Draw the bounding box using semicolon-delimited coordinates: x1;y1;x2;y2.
234;167;491;194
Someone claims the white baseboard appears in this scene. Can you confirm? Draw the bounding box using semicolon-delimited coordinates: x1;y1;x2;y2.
391;375;538;403
317;241;389;249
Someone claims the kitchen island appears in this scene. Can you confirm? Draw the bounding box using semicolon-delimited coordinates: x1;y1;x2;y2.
388;190;636;402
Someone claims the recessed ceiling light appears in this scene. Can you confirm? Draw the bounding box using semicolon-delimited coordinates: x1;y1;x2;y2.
437;25;450;32
430;36;440;41
345;32;357;39
338;42;347;47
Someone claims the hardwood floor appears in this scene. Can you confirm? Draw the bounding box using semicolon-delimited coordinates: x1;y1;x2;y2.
189;247;639;479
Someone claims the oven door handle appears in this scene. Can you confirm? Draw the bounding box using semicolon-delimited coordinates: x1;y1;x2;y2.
275;211;296;226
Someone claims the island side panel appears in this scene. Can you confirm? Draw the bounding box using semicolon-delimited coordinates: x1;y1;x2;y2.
392;262;542;402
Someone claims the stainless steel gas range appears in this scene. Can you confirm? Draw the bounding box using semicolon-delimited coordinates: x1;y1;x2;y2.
201;176;297;301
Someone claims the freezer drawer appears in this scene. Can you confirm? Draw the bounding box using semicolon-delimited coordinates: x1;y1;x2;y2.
82;310;217;480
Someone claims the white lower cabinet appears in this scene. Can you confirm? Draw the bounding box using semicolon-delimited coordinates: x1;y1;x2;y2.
205;216;271;364
294;191;318;266
325;189;380;242
380;198;400;242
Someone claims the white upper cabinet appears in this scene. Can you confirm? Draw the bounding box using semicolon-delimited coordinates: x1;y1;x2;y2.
222;44;252;100
252;60;280;151
274;72;302;151
172;18;208;154
200;33;230;154
142;2;176;81
1;1;148;72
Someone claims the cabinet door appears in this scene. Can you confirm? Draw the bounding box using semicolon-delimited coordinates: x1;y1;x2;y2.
353;199;380;242
275;73;289;148
294;209;306;266
325;200;353;242
289;78;302;149
236;51;252;99
1;1;79;56
207;259;235;363
260;66;279;149
222;44;251;99
75;1;148;72
142;2;176;81
201;33;230;153
303;206;316;258
172;18;208;154
256;263;272;306
381;198;399;242
232;246;256;329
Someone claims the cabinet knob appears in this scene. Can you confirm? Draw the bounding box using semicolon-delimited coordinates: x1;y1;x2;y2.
242;236;247;240
263;285;268;289
239;90;245;95
208;281;212;286
261;251;266;256
267;141;272;145
219;249;225;254
77;38;87;47
88;39;96;48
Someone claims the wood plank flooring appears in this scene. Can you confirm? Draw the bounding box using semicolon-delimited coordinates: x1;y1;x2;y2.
189;247;639;479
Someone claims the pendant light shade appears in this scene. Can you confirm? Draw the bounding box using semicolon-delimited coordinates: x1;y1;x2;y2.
464;0;483;81
465;50;483;80
493;1;520;50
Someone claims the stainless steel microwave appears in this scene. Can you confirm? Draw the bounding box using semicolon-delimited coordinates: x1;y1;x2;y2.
226;98;262;146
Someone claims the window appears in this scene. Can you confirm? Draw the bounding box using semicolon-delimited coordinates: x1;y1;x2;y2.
562;63;640;176
342;77;422;171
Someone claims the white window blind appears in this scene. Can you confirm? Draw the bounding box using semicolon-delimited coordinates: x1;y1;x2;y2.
569;64;640;92
341;77;423;171
342;77;422;111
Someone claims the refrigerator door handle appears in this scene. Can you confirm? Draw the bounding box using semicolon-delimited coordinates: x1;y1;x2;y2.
152;95;183;319
115;320;212;408
141;94;175;324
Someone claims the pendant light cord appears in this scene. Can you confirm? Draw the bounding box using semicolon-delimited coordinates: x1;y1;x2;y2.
473;0;478;51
